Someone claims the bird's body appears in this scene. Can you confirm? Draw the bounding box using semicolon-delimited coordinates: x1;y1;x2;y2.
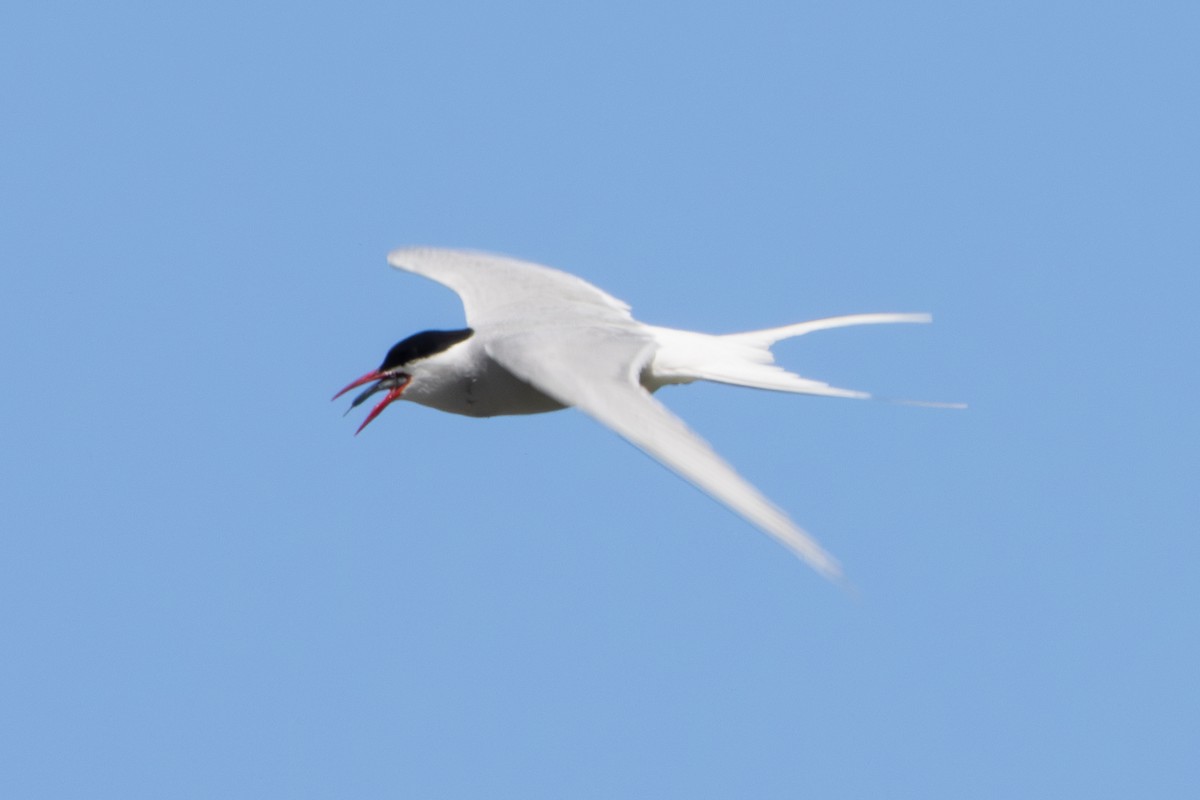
336;247;958;580
393;333;566;417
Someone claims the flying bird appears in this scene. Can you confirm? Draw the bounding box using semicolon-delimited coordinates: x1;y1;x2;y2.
336;248;958;580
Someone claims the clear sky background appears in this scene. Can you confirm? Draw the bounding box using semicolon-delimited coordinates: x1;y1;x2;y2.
3;2;1197;797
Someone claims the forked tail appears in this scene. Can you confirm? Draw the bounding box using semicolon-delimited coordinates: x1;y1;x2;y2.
648;312;964;406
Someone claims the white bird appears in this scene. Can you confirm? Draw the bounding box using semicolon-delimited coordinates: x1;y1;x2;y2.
335;248;958;580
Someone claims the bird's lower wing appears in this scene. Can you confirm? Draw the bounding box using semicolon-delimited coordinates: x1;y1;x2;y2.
487;327;842;580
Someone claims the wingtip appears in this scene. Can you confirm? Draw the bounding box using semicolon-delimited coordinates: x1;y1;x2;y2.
386;246;418;268
815;563;845;584
789;544;844;583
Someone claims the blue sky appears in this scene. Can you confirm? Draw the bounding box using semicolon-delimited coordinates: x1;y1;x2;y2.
3;1;1197;797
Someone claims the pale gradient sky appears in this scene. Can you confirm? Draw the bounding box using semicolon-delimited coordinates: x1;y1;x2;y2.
2;2;1197;797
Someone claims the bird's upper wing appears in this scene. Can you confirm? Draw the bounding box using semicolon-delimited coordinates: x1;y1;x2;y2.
486;325;843;580
387;247;634;328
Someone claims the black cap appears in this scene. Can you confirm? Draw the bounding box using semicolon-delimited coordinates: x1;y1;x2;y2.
380;328;474;371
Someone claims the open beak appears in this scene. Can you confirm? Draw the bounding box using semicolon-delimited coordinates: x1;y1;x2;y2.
333;370;411;435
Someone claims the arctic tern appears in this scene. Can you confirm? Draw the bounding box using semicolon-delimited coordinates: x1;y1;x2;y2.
336;247;958;580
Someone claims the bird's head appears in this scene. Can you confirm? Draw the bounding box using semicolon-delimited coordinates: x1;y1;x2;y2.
333;328;473;434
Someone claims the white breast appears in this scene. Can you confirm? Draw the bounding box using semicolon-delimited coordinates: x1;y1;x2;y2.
401;338;566;418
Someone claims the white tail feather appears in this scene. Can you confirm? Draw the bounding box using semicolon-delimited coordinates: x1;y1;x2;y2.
724;312;932;347
646;312;962;406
